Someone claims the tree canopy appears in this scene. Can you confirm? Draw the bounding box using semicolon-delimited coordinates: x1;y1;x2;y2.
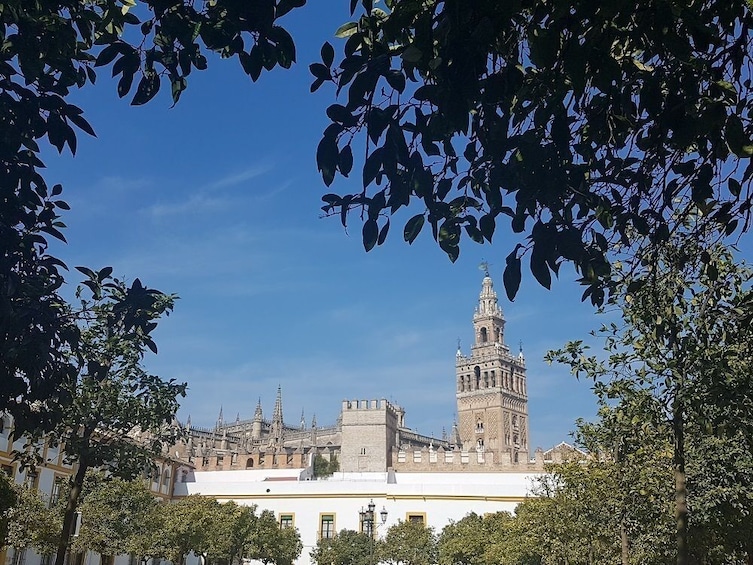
314;0;753;304
380;519;438;565
49;269;186;565
4;0;753;439
311;529;378;565
246;510;302;565
548;238;753;564
71;473;158;560
0;0;306;439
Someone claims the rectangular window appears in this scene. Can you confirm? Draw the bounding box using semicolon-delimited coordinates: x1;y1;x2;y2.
406;513;426;525
279;514;294;529
319;514;335;539
50;477;63;507
359;447;367;455
11;548;26;565
25;471;39;490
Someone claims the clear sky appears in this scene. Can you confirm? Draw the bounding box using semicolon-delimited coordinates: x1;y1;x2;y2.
43;3;635;451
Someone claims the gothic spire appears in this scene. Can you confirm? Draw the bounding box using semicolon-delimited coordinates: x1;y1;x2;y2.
254;397;263;420
300;408;306;430
272;385;283;426
216;406;224;429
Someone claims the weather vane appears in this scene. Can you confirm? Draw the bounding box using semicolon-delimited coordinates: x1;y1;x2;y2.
479;259;490;277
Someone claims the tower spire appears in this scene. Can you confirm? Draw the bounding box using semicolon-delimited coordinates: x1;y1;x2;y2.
270;385;284;448
473;270;505;346
273;385;283;424
254;397;263;420
216;406;224;430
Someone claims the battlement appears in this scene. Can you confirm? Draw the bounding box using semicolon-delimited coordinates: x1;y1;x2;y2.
391;443;585;472
341;398;401;418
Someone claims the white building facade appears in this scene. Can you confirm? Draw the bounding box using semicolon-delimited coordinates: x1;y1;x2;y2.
176;467;541;565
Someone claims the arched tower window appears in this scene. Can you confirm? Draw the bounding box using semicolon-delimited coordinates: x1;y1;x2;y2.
480;327;488;343
495;328;501;342
474;366;481;389
246;458;254;468
458;377;464;392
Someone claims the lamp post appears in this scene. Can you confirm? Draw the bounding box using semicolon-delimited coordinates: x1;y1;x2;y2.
359;500;376;538
359;500;388;540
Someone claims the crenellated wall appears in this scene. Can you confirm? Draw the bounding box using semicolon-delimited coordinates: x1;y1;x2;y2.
340;399;401;472
391;442;585;473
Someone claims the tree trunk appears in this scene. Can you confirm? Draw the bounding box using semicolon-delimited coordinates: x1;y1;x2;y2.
55;454;89;565
673;399;689;565
620;522;629;565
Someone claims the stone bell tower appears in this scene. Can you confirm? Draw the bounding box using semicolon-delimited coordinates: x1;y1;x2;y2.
455;266;529;462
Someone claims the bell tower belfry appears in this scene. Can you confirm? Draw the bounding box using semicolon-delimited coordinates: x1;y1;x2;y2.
455;268;529;462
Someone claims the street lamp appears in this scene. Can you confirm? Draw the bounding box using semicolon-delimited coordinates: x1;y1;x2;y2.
360;500;388;539
359;500;376;538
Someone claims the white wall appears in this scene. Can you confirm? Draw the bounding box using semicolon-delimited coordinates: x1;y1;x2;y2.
178;469;542;565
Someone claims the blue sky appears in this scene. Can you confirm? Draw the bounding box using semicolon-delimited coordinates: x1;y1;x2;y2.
42;3;628;450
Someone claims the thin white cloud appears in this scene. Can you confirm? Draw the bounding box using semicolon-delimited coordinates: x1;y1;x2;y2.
146;193;233;218
140;166;283;219
205;165;272;191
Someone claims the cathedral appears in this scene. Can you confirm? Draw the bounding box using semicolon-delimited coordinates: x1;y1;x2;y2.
176;269;543;473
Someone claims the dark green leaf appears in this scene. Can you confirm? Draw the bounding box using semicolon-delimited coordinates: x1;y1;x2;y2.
335;22;358;38
377;218;390;245
362;219;378;251
728;178;741;198
404;214;424;244
316;136;339;186
479;214;495;242
277;0;306;18
327;104;357;127
339;145;354;176
363;148;382;188
503;247;522;301
530;245;552;290
131;72;160;106
385;71;405;93
321;42;335;67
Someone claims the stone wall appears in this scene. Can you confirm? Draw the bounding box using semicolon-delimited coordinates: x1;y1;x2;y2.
391;442;586;472
339;399;400;472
